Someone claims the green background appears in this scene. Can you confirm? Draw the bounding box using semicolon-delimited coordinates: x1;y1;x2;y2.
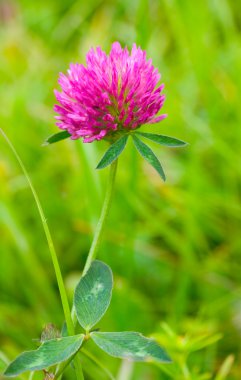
0;0;240;379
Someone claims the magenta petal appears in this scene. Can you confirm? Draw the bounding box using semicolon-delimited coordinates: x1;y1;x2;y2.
54;42;167;142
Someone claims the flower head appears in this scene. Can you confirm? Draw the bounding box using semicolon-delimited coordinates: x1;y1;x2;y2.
54;42;167;143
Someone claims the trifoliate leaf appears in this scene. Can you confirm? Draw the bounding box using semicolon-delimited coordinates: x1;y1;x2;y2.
91;332;171;363
74;261;113;331
136;132;187;147
96;135;128;169
132;135;166;180
4;335;84;377
43;131;71;146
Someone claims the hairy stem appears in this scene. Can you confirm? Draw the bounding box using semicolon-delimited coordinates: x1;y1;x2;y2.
0;129;84;380
83;159;118;275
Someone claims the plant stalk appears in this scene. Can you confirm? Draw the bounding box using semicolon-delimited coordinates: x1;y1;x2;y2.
0;129;84;380
83;159;118;275
72;159;118;322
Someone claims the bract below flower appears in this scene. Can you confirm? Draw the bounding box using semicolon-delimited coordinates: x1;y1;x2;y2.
54;42;167;143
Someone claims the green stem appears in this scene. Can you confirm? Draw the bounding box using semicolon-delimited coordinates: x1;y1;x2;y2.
56;348;116;380
0;129;84;380
117;360;133;380
81;348;116;380
55;349;81;380
83;159;118;275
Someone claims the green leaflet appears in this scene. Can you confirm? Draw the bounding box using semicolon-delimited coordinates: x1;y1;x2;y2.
4;335;84;377
74;261;113;331
136;132;187;147
42;131;71;146
5;260;171;377
96;135;128;169
91;332;171;363
132;135;166;180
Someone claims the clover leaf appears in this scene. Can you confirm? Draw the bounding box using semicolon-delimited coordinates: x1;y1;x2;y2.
4;260;171;378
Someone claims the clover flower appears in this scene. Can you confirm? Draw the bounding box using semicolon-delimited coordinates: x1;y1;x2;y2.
54;42;167;143
49;42;187;179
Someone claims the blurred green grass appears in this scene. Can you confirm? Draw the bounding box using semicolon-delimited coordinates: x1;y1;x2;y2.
0;0;241;379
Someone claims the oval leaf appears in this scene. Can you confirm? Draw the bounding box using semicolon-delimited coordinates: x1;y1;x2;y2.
96;135;128;169
132;135;166;181
136;132;187;147
42;131;71;146
74;261;113;331
91;332;171;363
4;335;84;377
